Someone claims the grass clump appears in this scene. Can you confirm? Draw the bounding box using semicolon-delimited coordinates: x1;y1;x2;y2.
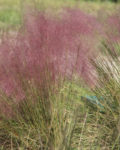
0;7;96;149
0;3;120;149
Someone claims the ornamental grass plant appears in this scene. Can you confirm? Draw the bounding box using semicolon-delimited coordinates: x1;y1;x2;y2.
63;11;120;150
0;7;98;149
0;3;120;150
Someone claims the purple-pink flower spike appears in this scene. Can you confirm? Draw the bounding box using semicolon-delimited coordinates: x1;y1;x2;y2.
0;8;99;102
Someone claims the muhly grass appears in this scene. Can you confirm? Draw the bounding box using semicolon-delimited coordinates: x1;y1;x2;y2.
0;7;98;97
0;6;120;150
69;45;120;149
90;62;120;149
63;10;120;150
0;8;98;149
81;16;120;148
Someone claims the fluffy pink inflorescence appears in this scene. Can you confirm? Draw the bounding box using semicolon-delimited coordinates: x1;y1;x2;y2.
103;11;120;56
0;8;99;101
107;12;120;41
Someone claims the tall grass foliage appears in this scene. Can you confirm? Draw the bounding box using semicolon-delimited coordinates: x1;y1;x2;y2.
0;8;98;149
64;11;120;150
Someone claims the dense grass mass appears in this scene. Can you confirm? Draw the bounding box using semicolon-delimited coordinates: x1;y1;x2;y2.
0;0;120;150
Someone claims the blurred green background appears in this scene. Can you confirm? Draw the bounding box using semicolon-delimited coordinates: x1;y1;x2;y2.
0;0;119;29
